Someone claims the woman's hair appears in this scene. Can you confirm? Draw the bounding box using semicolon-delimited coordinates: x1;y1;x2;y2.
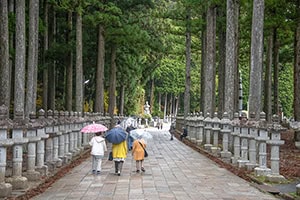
95;132;102;136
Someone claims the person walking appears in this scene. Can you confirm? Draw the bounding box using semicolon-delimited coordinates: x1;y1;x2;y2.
112;140;128;176
89;132;107;174
132;137;147;173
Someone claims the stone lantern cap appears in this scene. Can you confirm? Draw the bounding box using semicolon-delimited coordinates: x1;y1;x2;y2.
268;115;287;133
239;112;248;128
230;112;240;127
246;112;259;129
289;121;300;131
204;113;212;125
212;112;220;129
258;112;268;130
220;112;231;125
27;112;44;129
0;105;13;129
197;112;204;121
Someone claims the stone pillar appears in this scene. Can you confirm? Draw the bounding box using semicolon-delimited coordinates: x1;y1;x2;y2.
197;112;204;146
296;184;300;196
220;112;232;158
185;113;191;140
82;122;89;147
6;127;29;189
254;112;271;176
64;131;72;162
246;113;259;170
0;119;13;197
190;114;197;143
204;113;212;150
24;128;41;180
211;112;220;154
231;113;241;164
237;115;249;168
53;132;62;167
266;115;286;182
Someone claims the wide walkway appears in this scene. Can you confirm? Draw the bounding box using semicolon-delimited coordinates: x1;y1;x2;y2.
32;125;280;200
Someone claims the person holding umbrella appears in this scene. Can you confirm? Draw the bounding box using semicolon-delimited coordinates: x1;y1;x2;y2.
132;136;147;173
89;131;107;175
112;140;127;176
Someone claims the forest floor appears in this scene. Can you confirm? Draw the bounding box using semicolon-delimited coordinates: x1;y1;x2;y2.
9;128;300;200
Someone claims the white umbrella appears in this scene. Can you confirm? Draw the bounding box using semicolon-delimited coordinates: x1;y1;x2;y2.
130;129;153;140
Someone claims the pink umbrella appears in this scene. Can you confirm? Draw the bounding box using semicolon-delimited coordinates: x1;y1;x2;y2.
81;122;108;133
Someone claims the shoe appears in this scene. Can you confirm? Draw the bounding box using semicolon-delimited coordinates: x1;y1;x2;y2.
92;170;96;174
136;170;140;173
97;171;101;174
117;171;121;176
141;168;145;172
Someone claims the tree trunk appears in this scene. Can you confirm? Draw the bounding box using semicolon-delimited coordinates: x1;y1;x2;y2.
65;12;73;112
95;25;105;113
14;0;26;119
294;0;300;122
200;13;206;113
0;0;10;116
184;7;191;119
42;0;48;112
75;12;83;114
158;92;161;112
163;93;167;121
119;85;125;116
48;8;56;111
108;45;117;117
264;32;273;122
273;29;280;117
150;79;155;114
224;0;238;119
26;0;39;117
248;0;265;120
204;6;217;117
217;3;226;118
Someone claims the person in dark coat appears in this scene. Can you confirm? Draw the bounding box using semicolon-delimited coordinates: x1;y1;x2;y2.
180;127;188;141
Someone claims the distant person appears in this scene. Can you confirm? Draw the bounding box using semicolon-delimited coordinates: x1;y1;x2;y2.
126;124;135;151
112;140;128;176
180;127;188;141
132;137;147;173
169;123;175;140
89;132;107;174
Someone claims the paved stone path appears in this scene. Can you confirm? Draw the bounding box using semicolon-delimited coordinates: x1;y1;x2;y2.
32;126;280;200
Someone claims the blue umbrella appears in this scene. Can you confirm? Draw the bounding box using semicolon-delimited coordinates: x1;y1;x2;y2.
105;127;127;144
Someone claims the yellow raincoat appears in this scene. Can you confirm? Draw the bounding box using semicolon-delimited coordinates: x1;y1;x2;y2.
112;140;127;159
132;139;146;161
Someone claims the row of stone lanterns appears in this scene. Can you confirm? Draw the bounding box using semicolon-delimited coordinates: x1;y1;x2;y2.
178;111;286;182
0;105;112;198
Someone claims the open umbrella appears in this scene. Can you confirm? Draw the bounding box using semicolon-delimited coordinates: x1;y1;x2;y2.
81;122;108;133
105;127;127;144
130;129;153;140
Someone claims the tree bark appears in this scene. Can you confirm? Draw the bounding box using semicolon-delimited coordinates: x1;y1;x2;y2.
200;13;206;113
224;0;238;119
75;12;83;114
65;12;73;112
184;7;191;119
42;0;48;112
26;0;39;117
14;0;26;119
204;6;216;117
119;85;125;116
294;0;300;122
0;0;10;116
108;45;117;118
95;25;105;113
273;29;280;117
264;32;273;122
248;0;265;120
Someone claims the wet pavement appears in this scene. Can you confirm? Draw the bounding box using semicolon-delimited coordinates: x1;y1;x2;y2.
32;125;281;200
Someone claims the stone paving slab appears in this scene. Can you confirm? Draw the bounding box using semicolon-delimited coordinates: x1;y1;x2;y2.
32;126;281;200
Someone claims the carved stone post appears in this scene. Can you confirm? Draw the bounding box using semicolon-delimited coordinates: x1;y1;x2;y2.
0;105;13;197
231;113;241;164
266;115;286;182
246;112;259;170
220;112;232;158
237;113;249;168
204;113;212;150
211;112;221;154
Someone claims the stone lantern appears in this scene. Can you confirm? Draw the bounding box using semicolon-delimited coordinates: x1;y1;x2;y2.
203;113;212;150
266;115;286;182
0;105;13;197
196;112;204;145
237;112;249;168
211;112;221;153
231;112;241;164
190;113;197;143
245;112;259;170
254;112;271;176
220;112;232;158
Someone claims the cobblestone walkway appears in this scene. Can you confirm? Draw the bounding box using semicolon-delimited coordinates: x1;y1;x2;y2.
32;126;280;200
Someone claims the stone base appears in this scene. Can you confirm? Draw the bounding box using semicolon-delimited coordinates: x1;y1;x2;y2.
220;151;232;158
231;157;239;164
296;183;300;195
246;163;258;171
265;174;286;183
204;144;212;151
36;165;48;176
186;136;191;140
254;167;271;176
211;147;220;154
6;176;28;190
295;141;300;149
0;182;12;198
190;138;196;144
237;160;249;168
196;140;202;146
54;158;63;167
23;170;41;181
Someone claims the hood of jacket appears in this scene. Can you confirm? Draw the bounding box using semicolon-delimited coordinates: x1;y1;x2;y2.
94;136;105;143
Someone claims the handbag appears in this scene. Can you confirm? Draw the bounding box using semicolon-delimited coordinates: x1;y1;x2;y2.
108;151;113;161
138;141;148;157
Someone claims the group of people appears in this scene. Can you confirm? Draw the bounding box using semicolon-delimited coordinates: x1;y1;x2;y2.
88;122;147;176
